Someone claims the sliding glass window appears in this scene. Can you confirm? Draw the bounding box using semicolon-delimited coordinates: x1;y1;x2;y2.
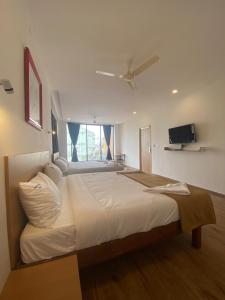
67;124;114;162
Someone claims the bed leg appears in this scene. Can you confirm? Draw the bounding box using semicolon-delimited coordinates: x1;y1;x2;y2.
192;226;202;248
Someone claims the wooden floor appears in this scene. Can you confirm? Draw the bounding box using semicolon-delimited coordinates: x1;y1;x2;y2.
80;195;225;300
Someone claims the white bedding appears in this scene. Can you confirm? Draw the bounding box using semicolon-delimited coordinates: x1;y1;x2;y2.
70;161;108;169
20;180;77;263
20;172;179;263
65;160;124;175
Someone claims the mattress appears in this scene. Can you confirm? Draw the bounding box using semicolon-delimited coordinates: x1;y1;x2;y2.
20;172;179;263
65;160;124;175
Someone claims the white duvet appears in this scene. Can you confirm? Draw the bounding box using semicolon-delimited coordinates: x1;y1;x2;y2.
20;172;179;263
65;160;124;175
69;160;108;169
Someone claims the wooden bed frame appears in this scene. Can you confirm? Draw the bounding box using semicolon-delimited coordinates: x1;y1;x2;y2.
4;151;201;270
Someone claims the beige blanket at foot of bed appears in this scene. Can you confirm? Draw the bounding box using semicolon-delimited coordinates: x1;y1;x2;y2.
121;172;216;232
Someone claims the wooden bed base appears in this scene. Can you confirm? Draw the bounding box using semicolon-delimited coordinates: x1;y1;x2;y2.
77;222;201;269
4;151;202;270
192;226;202;248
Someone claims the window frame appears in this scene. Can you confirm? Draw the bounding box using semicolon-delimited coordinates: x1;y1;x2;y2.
67;123;114;162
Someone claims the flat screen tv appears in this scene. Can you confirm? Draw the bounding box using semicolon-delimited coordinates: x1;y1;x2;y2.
169;124;196;144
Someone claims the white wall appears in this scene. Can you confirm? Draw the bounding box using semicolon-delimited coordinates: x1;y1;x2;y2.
0;0;51;292
119;77;225;194
114;124;121;155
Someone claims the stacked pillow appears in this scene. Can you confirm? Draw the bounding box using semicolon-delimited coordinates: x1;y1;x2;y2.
59;157;68;164
44;162;63;185
54;157;68;173
18;172;62;228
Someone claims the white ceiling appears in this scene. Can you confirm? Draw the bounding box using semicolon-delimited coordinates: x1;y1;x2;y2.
28;0;225;124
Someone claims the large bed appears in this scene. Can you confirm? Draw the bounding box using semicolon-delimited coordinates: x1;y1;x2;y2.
20;172;179;264
4;151;215;270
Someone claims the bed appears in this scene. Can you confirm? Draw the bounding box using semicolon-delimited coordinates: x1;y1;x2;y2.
65;160;124;175
53;153;124;175
5;151;212;270
20;172;179;264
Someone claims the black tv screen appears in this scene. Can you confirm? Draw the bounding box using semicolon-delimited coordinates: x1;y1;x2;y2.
169;124;196;144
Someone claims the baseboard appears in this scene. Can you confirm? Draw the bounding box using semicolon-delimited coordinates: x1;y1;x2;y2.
202;189;225;199
124;165;139;171
136;170;225;199
160;174;225;199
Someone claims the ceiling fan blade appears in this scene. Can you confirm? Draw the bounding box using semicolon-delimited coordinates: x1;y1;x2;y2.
96;70;116;77
132;55;160;77
127;80;136;89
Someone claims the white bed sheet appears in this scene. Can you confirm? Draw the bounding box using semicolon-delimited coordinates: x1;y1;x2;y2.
21;172;179;263
70;161;108;169
65;160;124;175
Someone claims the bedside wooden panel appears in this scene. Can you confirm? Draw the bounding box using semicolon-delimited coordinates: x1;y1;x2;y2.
0;255;82;300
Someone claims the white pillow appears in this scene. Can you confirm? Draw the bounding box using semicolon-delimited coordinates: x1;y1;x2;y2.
18;172;62;228
59;157;68;165
35;172;60;195
44;162;63;185
55;158;68;173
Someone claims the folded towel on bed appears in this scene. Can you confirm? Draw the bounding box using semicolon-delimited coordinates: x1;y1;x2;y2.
143;182;191;195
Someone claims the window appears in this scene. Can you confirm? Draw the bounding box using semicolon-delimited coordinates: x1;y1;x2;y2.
67;124;114;161
77;124;87;161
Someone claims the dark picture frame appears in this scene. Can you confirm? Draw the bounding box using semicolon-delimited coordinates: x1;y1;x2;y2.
24;47;43;130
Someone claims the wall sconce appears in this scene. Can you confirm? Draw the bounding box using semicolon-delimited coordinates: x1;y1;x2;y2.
45;130;56;135
0;79;14;94
42;129;56;135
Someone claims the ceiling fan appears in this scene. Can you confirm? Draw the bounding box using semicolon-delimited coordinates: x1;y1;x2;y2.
96;55;160;89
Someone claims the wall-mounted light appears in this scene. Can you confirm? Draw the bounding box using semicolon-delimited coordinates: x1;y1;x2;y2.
43;129;56;135
172;89;178;94
0;79;14;94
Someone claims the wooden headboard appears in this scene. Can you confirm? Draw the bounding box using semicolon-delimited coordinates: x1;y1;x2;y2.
4;151;50;270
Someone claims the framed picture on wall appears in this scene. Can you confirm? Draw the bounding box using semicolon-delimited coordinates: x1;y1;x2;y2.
24;47;43;130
